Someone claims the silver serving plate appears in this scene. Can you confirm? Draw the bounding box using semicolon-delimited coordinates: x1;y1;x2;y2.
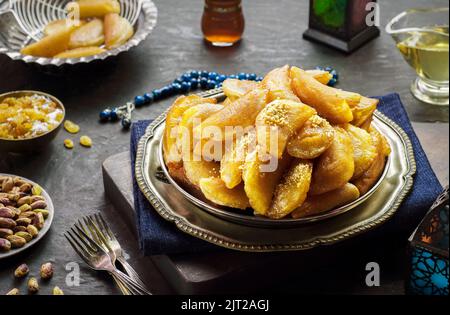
0;0;157;66
135;90;416;251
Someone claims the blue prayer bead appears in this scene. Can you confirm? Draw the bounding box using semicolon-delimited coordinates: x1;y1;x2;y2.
207;80;217;89
328;78;337;87
218;74;227;82
181;82;192;92
208;72;218;80
121;118;131;129
228;74;237;79
238;72;247;80
181;73;192;82
190;78;199;89
190;71;200;78
143;92;154;103
99;109;111;121
173;77;183;84
200;70;209;78
152;89;162;100
256;76;264;82
200;77;208;88
172;83;182;93
110;108;119;121
134;95;145;107
248;73;257;80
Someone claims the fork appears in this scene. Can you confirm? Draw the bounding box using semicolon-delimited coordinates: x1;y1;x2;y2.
89;213;147;288
65;225;151;295
76;218;131;295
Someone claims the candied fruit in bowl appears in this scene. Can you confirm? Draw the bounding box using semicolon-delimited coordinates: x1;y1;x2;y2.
0;94;64;140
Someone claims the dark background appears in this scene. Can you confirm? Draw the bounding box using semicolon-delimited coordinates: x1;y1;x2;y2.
0;0;448;295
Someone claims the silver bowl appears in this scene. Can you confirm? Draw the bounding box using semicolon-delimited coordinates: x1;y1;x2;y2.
157;90;391;228
0;0;157;66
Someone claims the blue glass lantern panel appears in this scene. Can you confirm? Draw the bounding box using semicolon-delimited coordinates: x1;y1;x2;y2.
409;246;449;295
413;199;449;252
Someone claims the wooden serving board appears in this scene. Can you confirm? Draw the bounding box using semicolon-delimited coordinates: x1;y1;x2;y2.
102;152;405;294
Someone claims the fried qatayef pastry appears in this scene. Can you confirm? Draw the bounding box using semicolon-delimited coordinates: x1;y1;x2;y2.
183;160;220;187
291;183;360;219
21;24;79;57
70;0;121;19
309;127;355;195
199;178;250;210
352;128;390;195
267;159;313;219
54;46;106;58
69;18;104;49
305;69;333;85
177;103;224;159
195;88;268;141
351;96;378;129
256;100;316;158
163;95;217;167
287;115;334;159
44;19;83;36
345;124;377;180
104;13;134;49
290;67;354;124
243;146;291;216
220;130;256;189
222;79;259;102
262;65;300;102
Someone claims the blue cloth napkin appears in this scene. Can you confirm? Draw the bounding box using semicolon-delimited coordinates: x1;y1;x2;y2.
131;93;443;256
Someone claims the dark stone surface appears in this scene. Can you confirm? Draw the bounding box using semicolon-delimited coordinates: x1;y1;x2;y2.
0;0;448;295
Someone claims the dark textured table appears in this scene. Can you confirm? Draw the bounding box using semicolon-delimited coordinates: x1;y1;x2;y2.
0;0;448;295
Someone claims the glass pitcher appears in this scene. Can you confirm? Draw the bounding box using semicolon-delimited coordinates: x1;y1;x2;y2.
386;8;449;106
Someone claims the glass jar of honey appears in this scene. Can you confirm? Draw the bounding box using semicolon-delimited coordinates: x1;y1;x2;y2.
201;0;245;47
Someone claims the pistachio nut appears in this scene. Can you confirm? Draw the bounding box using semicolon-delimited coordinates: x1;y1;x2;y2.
26;225;39;238
16;217;31;227
52;286;64;295
18;204;31;213
17;196;31;206
0;207;15;219
19;183;32;193
0;238;11;252
7;206;20;218
33;209;49;219
40;262;54;280
13;226;27;233
0;228;13;238
13;177;27;186
32;212;45;230
27;277;39;294
0;197;11;206
19;211;36;219
31;184;42;196
0;217;17;229
6;288;19;295
30;200;47;210
1;177;14;193
14;264;29;278
7;235;26;248
30;195;45;203
15;231;32;242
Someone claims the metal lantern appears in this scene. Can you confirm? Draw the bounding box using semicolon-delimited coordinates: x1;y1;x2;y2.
303;0;380;53
407;187;449;295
